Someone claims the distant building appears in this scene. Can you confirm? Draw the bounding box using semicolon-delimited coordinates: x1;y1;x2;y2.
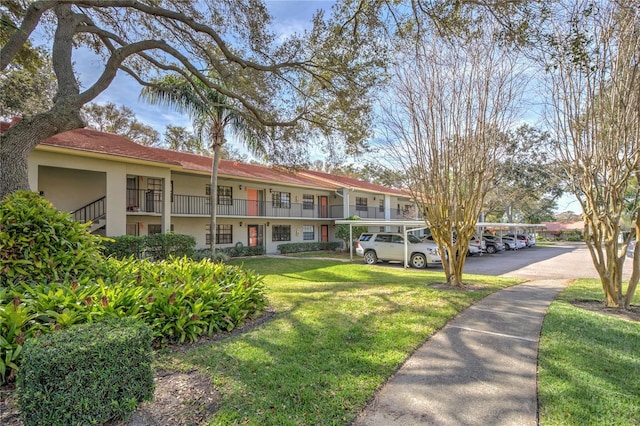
540;221;584;240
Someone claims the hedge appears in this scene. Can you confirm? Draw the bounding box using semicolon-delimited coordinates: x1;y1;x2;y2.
102;233;196;260
277;241;342;254
17;318;154;426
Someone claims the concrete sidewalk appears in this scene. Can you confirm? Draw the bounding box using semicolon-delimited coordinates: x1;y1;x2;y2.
352;279;568;426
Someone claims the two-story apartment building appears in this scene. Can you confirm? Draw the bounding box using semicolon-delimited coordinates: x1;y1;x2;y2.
6;122;419;254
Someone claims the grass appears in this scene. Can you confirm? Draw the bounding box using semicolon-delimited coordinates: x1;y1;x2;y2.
538;279;640;425
166;257;519;425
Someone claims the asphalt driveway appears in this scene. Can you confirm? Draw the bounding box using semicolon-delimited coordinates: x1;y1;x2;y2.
462;242;634;281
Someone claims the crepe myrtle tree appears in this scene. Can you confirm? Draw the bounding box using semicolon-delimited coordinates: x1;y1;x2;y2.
0;0;386;199
381;17;527;287
542;0;640;308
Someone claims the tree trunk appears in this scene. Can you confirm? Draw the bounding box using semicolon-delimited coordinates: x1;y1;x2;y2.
0;108;83;199
584;229;624;308
624;209;640;309
209;132;224;254
444;246;466;287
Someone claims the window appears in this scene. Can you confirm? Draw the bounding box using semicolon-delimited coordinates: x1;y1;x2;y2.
303;225;314;241
216;224;233;244
126;223;139;236
356;197;368;211
379;198;384;212
272;191;291;209
272;225;291;241
205;185;233;205
302;194;314;210
148;224;162;234
217;186;233;205
147;178;162;191
206;224;233;245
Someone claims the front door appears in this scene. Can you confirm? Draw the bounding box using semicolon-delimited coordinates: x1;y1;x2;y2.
321;225;329;242
248;225;264;247
247;189;259;216
319;196;328;218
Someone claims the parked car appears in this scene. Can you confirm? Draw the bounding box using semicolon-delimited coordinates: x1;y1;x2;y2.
422;234;482;256
482;235;505;254
501;236;524;250
505;233;531;248
469;235;486;256
356;232;442;268
525;233;536;247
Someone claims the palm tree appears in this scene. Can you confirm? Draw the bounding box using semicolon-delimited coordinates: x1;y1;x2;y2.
140;74;268;253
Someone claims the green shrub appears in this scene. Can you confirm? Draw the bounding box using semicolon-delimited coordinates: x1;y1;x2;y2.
565;230;584;241
335;215;369;251
217;245;266;257
277;241;342;254
0;191;105;286
103;235;145;259
144;232;195;260
1;257;267;382
17;318;154;426
192;248;230;262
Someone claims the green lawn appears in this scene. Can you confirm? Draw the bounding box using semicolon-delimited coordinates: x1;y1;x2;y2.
538;279;640;425
167;258;518;425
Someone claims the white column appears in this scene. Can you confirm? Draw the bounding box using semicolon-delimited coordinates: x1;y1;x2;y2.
342;187;350;218
162;177;171;233
28;159;39;192
105;168;126;236
385;196;392;231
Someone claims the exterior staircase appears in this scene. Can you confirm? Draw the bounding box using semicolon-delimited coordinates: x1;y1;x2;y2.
73;196;106;233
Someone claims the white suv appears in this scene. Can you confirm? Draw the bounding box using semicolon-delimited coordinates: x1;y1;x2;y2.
355;232;442;269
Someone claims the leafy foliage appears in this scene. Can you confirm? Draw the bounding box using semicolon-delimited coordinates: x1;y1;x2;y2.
102;235;145;259
17;318;154;426
144;233;196;260
216;245;266;258
103;233;196;260
485;125;564;223
0;191;105;286
335;215;369;251
82;102;160;146
0;257;267;384
277;241;342;254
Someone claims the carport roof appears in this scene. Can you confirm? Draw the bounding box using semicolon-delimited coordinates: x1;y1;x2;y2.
334;220;546;229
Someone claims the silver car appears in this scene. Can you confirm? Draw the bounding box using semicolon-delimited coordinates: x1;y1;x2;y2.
355;232;442;269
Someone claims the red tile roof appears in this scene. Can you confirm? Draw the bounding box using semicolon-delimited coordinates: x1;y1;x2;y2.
3;121;403;194
300;169;410;196
541;221;584;232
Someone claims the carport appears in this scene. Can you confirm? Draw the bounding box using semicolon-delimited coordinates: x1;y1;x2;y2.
335;219;546;268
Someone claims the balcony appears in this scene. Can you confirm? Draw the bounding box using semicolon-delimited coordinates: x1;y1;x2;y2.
126;189;163;214
171;195;335;219
342;206;420;220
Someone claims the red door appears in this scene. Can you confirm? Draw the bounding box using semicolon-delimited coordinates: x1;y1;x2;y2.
247;189;259;216
321;225;329;242
319;196;328;218
248;225;264;247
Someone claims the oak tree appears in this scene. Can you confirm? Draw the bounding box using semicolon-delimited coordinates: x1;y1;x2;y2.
0;0;385;198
